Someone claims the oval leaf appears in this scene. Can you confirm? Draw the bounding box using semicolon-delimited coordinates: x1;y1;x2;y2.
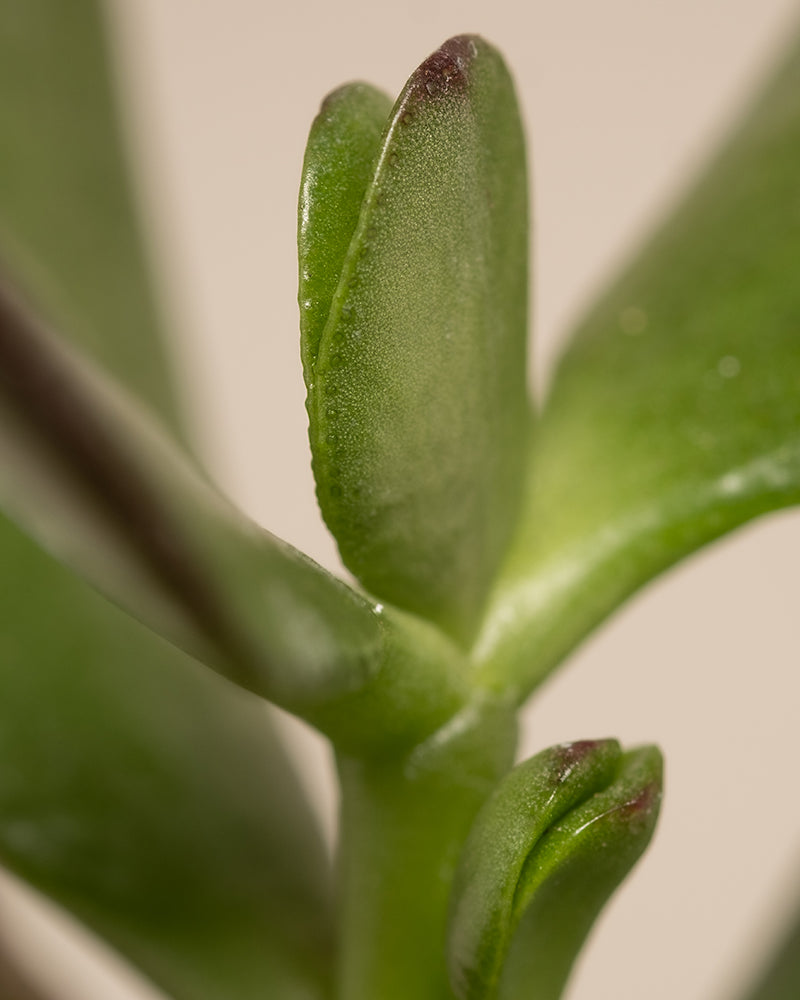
448;740;662;1000
305;35;530;644
475;31;800;697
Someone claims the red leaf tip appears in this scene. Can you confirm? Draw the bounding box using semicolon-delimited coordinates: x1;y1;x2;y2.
412;35;480;102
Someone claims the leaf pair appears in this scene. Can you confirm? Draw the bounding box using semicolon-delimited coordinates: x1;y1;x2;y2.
448;740;663;1000
299;35;530;645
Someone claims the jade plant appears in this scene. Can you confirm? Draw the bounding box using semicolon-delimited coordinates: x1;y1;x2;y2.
0;4;799;1000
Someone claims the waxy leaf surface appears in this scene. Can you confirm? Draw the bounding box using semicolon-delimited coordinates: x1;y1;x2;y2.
0;5;468;756
475;31;800;698
303;36;530;643
299;81;393;376
0;3;333;996
0;520;334;1000
448;741;662;1000
0;0;180;434
0;286;468;750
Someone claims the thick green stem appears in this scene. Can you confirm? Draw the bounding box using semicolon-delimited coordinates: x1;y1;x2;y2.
334;697;518;1000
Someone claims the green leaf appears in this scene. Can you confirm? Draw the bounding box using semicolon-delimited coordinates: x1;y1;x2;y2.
0;516;333;1000
0;282;468;751
448;741;662;1000
0;4;328;995
299;82;393;378
303;35;530;644
0;0;182;436
474;31;800;698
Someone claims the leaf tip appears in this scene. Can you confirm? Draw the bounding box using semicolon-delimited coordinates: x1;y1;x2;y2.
407;35;481;103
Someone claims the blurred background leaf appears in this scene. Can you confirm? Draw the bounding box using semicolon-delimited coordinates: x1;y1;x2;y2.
0;0;181;435
0;2;334;996
474;27;800;700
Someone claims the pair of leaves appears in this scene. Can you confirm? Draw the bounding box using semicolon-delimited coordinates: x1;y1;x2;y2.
299;35;529;645
300;23;800;715
300;25;800;1000
447;740;662;1000
0;16;500;1000
2;26;519;997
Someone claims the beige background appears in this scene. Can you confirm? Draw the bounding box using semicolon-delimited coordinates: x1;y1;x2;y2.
2;1;800;997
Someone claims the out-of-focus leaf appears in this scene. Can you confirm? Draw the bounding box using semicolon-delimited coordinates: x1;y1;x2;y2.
737;886;800;1000
0;0;181;435
0;281;467;751
304;35;530;644
0;3;328;996
474;30;800;698
0;516;334;1000
448;741;662;1000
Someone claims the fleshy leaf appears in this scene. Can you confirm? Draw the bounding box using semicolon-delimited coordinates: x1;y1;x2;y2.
0;0;182;435
474;29;800;698
448;740;662;1000
304;35;530;644
0;279;467;751
0;3;334;995
299;81;393;378
0;517;333;1000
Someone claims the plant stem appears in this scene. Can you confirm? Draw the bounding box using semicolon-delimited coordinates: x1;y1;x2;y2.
334;697;517;1000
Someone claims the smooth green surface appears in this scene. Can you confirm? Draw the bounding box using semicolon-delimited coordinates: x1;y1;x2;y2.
473;31;800;699
304;36;529;643
447;740;618;999
0;0;181;436
0;518;333;1000
336;698;518;1000
2;12;794;998
0;3;334;996
299;82;393;378
448;742;662;1000
0;257;469;754
499;747;661;1000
